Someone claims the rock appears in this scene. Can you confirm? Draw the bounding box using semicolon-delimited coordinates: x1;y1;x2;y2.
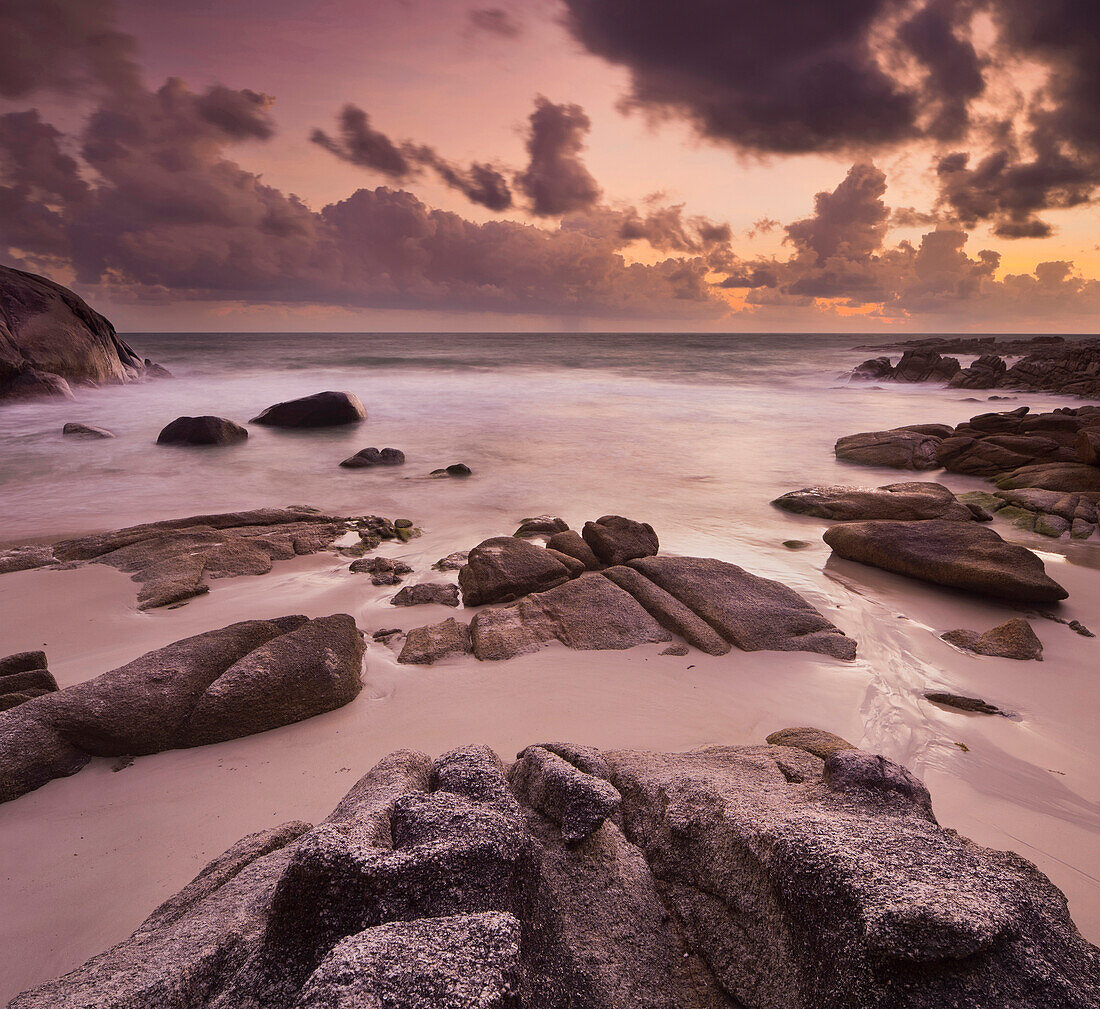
850;356;894;379
458;536;572;606
823;519;1068;603
372;627;402;641
765;726;856;759
1034;513;1071;537
0;615;363;803
601;564;731;655
0;508;349;608
660;643;689;656
469;573;672;660
349;557;412;585
391;582;460;607
949;354;1007;389
545;529;602;569
544;547;587;578
513;515;569;538
629;554;857;659
432;463;472;477
157;415;248;446
1077;428;1100;464
783;539;811;549
339;446;405;468
1071;518;1096;539
835;428;943;470
773;482;973;521
432;550;469;571
898;423;956;438
250;391;366;428
925;693;1006;715
0;265;165;400
398;617;472;664
891;349;961;383
941;618;1043;660
0;650;47;676
581;514;659;566
11;741;1099;1009
294;913;522;1009
0;668;58;695
62;422;114;438
994;462;1100;492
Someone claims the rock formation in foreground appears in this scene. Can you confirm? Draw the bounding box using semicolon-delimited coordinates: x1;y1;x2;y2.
773;481;979;522
0;651;58;712
10;737;1098;1008
0;614;364;804
0;265;167;401
400;515;855;663
0;508;351;609
251;391;366;428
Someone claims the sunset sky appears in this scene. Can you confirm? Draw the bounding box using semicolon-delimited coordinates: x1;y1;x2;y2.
1;0;1097;332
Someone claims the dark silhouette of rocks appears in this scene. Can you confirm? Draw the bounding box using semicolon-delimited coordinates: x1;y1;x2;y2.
0;651;58;712
339;446;405;468
0;615;364;804
581;515;659;566
942;617;1044;660
62;422;114;438
0;508;349;608
11;739;1098;1007
774;482;975;521
250;390;366;427
350;556;412;584
391;582;460;607
157;415;248;446
0;265;167;401
823;519;1068;603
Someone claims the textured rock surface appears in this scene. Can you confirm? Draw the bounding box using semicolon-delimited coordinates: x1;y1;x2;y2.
250;390;366;427
545;529;601;569
925;693;1006;715
398;617;472;664
339;446;405;468
0;651;58;713
0;614;364;803
773;482;974;521
765;726;856;759
835;429;944;469
391;582;461;607
62;422;114;438
0;508;349;609
823;519;1068;603
157;415;248;446
458;536;573;606
11;740;1098;1009
581;515;659;566
942;617;1044;660
0;265;166;399
513;515;569;538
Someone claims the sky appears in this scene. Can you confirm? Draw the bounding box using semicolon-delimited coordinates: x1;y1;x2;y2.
0;0;1097;332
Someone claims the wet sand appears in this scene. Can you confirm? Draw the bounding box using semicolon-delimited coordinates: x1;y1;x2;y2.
1;508;1098;1002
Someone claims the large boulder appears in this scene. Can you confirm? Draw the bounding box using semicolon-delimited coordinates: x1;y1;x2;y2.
545;529;602;569
0;265;164;399
941;618;1044;660
0;614;364;803
629;554;857;659
823;519;1068;603
581;515;659;565
458;536;573;606
250;391;366;428
835;429;943;470
157;416;248;446
773;482;973;522
398;617;472;664
391;582;461;607
11;741;1097;1008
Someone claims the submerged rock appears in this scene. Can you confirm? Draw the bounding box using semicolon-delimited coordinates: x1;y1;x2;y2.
823;519;1068;603
942;617;1044;660
62;422;115;439
432;463;473;477
773;482;974;522
0;614;364;803
250;390;366;428
157;415;248;446
349;556;412;585
339;446;405;468
11;740;1098;1008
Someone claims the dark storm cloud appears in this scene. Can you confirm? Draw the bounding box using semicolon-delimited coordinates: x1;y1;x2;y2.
194;86;276;140
468;7;522;37
785;163;889;264
312;105;513;211
559;0;922;154
515;96;601;216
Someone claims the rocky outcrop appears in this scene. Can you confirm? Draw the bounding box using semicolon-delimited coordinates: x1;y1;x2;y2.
835;428;944;469
157;415;248;446
350;556;412;584
0;651;59;712
62;422;114;438
0;508;349;609
850;349;960;384
773;482;975;522
0;615;364;803
339;446;404;468
250;391;366;428
949;353;1008;389
581;515;659;566
0;265;167;401
391;582;460;607
458;536;574;606
11;740;1098;1008
823;519;1068;603
942;617;1044;660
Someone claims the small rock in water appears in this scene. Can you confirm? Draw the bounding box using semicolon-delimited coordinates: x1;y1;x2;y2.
350;557;413;585
925;693;1006;716
157;415;248;446
391;583;460;607
431;463;473;477
941;617;1043;660
433;550;469;571
339;446;405;468
783;539;811;550
62;422;115;439
251;390;366;428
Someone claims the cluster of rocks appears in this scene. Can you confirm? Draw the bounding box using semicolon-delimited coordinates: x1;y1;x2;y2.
0;615;364;804
394;514;855;665
349;515;421;551
941;617;1044;661
0;508;350;609
12;735;1098;1008
0;265;169;402
0;651;59;712
350;556;413;584
339;446;404;468
850;338;1100;398
835;406;1100;539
